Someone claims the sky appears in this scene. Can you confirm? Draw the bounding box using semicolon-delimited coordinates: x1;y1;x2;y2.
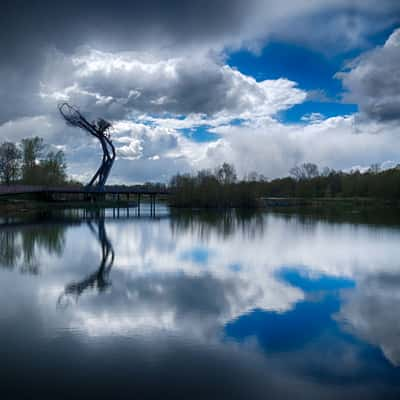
0;0;400;184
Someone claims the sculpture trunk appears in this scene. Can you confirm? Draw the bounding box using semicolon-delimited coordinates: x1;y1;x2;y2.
58;103;116;190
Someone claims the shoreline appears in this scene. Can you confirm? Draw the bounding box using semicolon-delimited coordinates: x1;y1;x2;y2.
1;196;399;218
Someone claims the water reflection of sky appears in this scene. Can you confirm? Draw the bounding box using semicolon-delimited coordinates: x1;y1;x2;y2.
1;209;400;399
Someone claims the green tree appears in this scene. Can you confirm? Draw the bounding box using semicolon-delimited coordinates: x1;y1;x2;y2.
40;150;67;185
19;137;68;186
0;142;21;185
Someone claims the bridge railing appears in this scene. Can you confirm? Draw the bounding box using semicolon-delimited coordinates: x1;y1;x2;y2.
0;185;52;195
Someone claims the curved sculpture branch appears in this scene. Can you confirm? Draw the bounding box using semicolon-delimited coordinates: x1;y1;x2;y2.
58;103;116;190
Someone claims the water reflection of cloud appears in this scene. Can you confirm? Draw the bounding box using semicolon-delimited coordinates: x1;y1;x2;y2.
3;212;400;362
110;213;400;280
337;272;400;367
64;213;400;369
2;271;399;399
60;270;301;337
2;211;400;398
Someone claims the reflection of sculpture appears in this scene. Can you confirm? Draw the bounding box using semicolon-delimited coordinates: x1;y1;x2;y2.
57;218;114;307
58;103;115;189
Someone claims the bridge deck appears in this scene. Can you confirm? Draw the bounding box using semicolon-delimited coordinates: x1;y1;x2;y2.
0;185;170;196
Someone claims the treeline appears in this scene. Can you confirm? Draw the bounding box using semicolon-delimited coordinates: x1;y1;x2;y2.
169;162;400;208
0;137;69;186
170;163;258;208
258;162;400;199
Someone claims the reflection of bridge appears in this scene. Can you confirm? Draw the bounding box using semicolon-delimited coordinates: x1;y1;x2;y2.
0;185;170;214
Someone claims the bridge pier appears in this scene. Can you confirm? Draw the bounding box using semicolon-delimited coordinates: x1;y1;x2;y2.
150;194;156;217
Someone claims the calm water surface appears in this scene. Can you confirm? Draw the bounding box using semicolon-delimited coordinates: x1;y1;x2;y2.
1;207;400;399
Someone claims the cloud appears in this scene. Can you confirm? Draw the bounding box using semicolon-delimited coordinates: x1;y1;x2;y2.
270;4;399;54
33;48;309;183
198;116;400;179
0;114;83;150
338;28;400;122
2;1;399;62
60;113;400;183
0;116;55;142
4;91;400;185
113;121;179;160
301;112;325;123
31;27;400;183
1;0;398;125
39;48;306;123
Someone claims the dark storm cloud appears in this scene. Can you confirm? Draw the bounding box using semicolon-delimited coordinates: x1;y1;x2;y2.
0;0;254;123
1;0;252;60
1;0;399;123
338;28;400;122
2;1;399;60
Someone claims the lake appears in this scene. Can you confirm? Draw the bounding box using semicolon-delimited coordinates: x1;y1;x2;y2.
1;206;400;399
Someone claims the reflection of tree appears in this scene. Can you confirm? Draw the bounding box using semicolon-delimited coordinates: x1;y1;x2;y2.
170;209;264;240
0;230;20;268
0;225;66;274
272;207;400;228
58;217;114;307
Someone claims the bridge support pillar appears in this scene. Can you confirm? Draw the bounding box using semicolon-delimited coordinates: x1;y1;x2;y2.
150;194;156;217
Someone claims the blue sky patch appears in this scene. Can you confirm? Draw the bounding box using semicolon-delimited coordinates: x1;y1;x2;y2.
276;267;355;292
281;101;358;124
228;41;362;123
228;263;242;272
180;126;220;142
228;42;345;96
180;247;212;265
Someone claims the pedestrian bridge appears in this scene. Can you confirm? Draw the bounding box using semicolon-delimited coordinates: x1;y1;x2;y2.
0;185;170;215
0;185;169;196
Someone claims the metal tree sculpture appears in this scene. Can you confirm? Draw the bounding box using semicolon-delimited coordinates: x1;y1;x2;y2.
58;103;116;190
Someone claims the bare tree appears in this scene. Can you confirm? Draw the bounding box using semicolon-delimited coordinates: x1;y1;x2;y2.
216;162;237;184
0;142;21;185
321;166;333;177
290;162;319;180
368;163;380;174
246;171;259;182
